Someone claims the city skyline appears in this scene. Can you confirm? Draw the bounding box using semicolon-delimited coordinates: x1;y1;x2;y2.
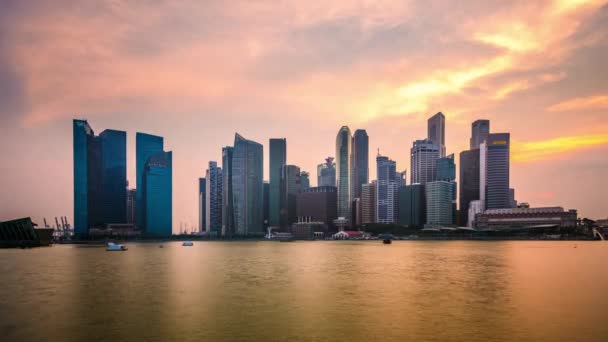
2;1;608;231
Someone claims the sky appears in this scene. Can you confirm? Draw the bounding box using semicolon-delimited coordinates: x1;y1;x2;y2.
1;0;607;230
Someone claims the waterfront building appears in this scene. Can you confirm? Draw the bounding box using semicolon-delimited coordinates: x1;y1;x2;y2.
509;188;517;208
263;182;269;229
410;139;440;185
398;184;426;227
361;182;376;225
221;146;235;237
136;132;164;229
470;119;490;149
317;157;336;187
73;119;127;237
198;178;206;232
376;154;398;224
481;133;511;209
126;188;136;225
351;129;369;200
295;186;338;229
425;181;454;227
269;138;286;227
205;161;222;235
142;151;172;237
467;200;483;228
428;112;446;157
283;165;301;226
232;133;264;236
336;126;352;221
437;154;457;224
475;207;577;230
459;149;480;226
300;171;310;191
352;198;362;226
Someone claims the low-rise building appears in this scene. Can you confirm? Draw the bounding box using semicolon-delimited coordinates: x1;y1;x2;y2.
475;207;577;230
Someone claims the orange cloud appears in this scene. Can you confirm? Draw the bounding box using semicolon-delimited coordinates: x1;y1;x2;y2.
512;134;608;162
547;95;608;112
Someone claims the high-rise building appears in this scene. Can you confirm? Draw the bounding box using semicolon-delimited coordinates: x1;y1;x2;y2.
336;126;352;221
296;186;338;228
300;171;310;191
205;161;222;235
470;119;490;149
398;184;425;227
361;182;376;224
436;154;457;224
410;139;440;185
425;181;454;227
509;188;517;208
459;149;480;225
143;151;172;237
428;112;446;157
198;178;206;232
283;165;301;226
73;120;127;237
351;129;369;200
269;138;286;227
136;132;164;229
263;182;269;229
397;170;407;188
481;133;510;209
317;157;336;187
376;154;398;224
232;133;264;236
221;146;234;237
126;188;136;225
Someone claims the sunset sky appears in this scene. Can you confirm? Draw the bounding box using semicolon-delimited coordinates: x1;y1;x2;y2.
1;0;607;229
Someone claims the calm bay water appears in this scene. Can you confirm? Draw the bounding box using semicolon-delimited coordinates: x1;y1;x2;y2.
1;241;607;341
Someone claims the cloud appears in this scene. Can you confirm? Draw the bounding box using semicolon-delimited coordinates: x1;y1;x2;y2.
547;95;608;112
512;134;608;162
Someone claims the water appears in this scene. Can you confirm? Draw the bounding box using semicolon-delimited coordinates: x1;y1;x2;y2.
1;241;607;341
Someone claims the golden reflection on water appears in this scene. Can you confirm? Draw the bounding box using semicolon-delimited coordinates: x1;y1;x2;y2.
0;241;607;341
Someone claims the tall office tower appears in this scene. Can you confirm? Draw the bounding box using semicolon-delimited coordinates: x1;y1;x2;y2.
232;133;264;236
283;165;301;226
205;161;223;235
300;171;310;191
480;133;510;209
459;149;480;225
425;181;454;226
73;119;127;237
126;188;136;225
336;126;352;221
221;146;234;237
410;139;440;185
397;170;407;188
317;157;336;187
142;151;172;237
263;182;269;229
398;184;426;227
361;182;377;224
136;132;164;229
269;138;286;227
198;178;206;232
428;112;446;157
351;129;369;200
470;119;490;149
436;154;457;224
376;154;398;224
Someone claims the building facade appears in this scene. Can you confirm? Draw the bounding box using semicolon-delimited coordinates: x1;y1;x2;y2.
283;165;301;227
376;155;398;223
136;132;164;230
222;146;235;237
398;184;426;227
205;161;222;235
336;126;352;221
143;151;172;237
198;178;206;232
470;119;490;149
425;181;454;227
361;182;376;225
269;138;286;227
127;188;136;225
459;149;480;226
232;134;264;236
475;207;577;230
410;139;440;185
481;133;511;209
300;171;310;191
428;112;446;157
295;186;338;229
351;129;369;200
317;157;336;187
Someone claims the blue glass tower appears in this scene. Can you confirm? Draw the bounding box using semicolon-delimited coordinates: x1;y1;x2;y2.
222;146;234;237
73;120;94;237
269;138;286;227
136;133;164;228
143;151;172;237
100;130;127;224
232;133;264;236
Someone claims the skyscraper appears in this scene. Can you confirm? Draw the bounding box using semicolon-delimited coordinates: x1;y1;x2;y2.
376;154;398;224
459;149;480;225
436;154;457;224
222;146;234;237
205;161;222;235
232;133;264;236
300;171;310;191
428;112;446;157
263;182;270;229
470;119;490;149
351;129;369;200
283;165;301;226
199;178;206;232
269;138;286;227
361;182;376;225
143;151;172;237
317;157;336;187
398;184;426;227
425;181;454;226
136;132;164;229
336;126;352;221
127;188;136;225
410;139;440;185
481;133;511;209
73;119;127;237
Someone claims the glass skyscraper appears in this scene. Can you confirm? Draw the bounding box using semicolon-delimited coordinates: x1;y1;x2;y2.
427;112;446;157
222;146;234;237
300;171;310;191
143;151;172;237
336;126;352;221
232;134;264;236
376;154;398;224
351;129;369;200
199;178;206;232
470;119;490;149
481;133;511;209
410;139;440;185
459;149;480;225
136;133;164;229
283;165;301;226
425;181;454;226
205;161;222;235
269;138;286;227
398;184;426;227
100;130;127;225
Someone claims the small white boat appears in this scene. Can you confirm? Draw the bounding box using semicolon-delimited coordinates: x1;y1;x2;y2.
106;242;128;251
182;241;194;246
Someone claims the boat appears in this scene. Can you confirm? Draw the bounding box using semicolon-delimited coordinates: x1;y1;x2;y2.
182;241;194;246
383;239;392;244
159;244;164;248
106;242;127;251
